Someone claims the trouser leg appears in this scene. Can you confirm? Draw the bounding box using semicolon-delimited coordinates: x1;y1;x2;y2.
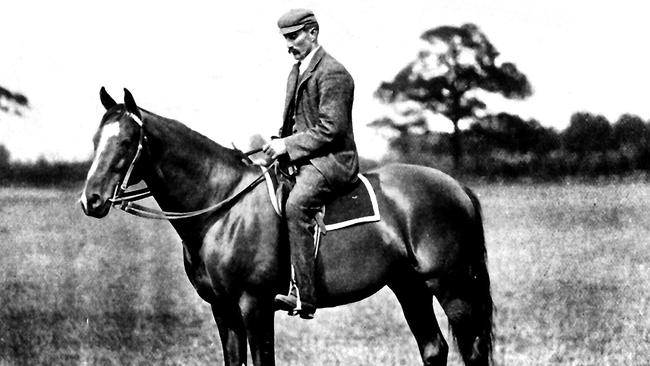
284;164;334;306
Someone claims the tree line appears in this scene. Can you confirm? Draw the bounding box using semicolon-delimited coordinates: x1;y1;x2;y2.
370;23;649;179
371;111;650;179
0;154;91;187
2;23;649;185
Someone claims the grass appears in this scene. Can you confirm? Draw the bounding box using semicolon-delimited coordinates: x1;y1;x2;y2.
0;182;648;365
481;182;650;365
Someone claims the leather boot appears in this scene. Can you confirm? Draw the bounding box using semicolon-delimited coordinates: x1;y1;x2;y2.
275;265;316;319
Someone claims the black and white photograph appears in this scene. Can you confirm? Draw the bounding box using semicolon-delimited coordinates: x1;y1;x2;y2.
1;1;648;365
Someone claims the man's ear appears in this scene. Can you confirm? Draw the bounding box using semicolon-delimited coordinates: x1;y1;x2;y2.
308;26;319;39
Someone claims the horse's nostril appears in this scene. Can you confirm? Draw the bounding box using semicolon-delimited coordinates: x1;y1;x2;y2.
88;193;103;209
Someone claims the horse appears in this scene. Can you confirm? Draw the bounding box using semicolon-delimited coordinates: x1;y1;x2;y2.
80;88;494;366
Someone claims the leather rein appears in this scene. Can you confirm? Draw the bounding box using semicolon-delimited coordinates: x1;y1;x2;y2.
108;112;274;220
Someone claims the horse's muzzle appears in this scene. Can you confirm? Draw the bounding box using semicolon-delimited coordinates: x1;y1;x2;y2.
80;193;110;218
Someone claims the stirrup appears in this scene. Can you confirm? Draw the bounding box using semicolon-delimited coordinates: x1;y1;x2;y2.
274;267;315;319
286;285;316;319
274;294;315;319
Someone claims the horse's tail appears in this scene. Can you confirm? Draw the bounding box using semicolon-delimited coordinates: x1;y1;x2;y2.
445;187;494;366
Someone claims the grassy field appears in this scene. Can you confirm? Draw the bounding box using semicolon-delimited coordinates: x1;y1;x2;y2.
0;182;648;365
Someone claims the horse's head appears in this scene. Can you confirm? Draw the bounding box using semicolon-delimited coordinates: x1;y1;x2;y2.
80;87;145;218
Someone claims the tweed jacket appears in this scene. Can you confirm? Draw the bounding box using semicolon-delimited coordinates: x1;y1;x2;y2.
280;47;360;187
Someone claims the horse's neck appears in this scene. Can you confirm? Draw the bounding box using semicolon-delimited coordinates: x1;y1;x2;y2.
140;112;248;217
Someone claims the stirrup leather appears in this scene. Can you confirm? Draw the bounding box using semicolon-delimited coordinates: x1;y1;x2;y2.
288;265;304;314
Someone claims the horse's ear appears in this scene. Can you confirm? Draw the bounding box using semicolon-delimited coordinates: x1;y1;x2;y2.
100;87;117;110
123;88;142;119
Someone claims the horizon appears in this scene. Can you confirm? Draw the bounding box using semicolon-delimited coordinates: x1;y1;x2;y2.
1;0;649;162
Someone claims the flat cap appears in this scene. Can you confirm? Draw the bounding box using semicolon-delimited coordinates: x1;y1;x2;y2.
277;8;318;35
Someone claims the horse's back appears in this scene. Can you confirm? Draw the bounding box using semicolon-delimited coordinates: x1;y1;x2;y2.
317;163;477;305
370;163;474;216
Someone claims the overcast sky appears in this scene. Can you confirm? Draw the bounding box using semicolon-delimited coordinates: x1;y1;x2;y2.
0;0;648;161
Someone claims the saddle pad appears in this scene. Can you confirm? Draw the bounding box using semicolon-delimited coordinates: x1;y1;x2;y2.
323;174;380;230
260;167;380;231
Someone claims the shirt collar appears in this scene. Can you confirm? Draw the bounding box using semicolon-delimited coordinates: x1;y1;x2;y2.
298;45;320;75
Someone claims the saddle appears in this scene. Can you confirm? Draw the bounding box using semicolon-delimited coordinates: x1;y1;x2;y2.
260;165;382;308
260;166;381;237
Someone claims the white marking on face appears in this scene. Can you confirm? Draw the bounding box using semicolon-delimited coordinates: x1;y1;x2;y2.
81;122;122;206
87;122;121;179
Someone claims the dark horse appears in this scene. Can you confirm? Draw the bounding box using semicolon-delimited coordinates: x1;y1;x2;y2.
80;88;494;366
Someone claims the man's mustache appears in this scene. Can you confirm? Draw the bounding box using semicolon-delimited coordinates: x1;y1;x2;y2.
288;48;298;55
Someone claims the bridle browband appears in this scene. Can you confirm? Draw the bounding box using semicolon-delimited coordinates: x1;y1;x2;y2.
108;111;274;220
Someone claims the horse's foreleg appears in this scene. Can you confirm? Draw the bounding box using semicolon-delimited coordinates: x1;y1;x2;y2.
389;275;448;366
212;303;248;366
239;294;276;366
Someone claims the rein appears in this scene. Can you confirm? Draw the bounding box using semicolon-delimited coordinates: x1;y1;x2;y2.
108;112;274;220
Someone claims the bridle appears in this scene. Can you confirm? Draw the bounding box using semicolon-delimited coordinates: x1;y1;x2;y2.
108;112;150;205
107;112;274;220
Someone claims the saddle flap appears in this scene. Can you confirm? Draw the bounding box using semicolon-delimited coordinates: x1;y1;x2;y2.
261;166;380;232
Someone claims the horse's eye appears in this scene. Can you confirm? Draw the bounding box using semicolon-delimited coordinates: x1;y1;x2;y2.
113;157;127;171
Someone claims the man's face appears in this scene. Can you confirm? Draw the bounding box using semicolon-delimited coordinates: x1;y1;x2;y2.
284;28;317;61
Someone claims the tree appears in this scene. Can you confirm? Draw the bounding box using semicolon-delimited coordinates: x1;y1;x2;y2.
368;116;440;160
0;85;28;167
563;112;612;155
0;144;9;167
375;23;532;168
469;112;560;154
612;113;647;150
0;85;29;117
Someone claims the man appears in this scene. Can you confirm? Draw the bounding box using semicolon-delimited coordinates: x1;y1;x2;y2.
263;8;360;319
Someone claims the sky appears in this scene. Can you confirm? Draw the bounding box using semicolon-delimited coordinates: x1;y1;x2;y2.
0;0;648;162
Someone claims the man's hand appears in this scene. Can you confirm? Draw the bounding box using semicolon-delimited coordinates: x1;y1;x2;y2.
263;138;288;159
251;156;273;167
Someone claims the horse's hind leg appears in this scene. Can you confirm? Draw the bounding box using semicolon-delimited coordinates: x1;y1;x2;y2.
438;284;493;366
212;303;247;366
389;275;448;366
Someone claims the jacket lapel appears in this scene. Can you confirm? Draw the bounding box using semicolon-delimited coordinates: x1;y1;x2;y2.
296;47;325;93
282;47;326;121
283;64;300;120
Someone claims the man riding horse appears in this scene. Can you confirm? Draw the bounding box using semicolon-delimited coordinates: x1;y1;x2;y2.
262;8;360;319
80;7;494;364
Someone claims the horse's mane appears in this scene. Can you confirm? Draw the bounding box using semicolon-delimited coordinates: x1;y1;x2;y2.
101;105;249;167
